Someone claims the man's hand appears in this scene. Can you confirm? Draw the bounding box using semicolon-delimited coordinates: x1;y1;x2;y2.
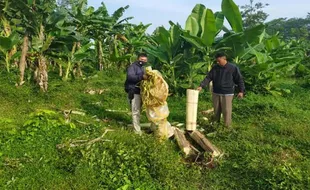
237;92;244;99
197;86;202;92
143;74;148;80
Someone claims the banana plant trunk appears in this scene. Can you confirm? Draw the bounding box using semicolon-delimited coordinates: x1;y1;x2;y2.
76;42;83;77
19;33;29;85
59;64;63;77
76;63;83;77
2;18;16;72
9;47;18;68
5;53;9;72
4;48;17;72
36;24;48;92
98;40;104;71
207;58;213;93
37;55;48;92
2;18;11;36
64;42;77;80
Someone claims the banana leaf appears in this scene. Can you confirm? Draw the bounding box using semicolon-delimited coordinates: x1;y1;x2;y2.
221;0;243;32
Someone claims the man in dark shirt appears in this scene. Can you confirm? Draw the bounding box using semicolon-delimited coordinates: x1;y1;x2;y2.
124;53;148;135
197;52;245;127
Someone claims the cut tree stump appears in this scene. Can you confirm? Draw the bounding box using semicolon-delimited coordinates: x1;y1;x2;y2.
189;130;220;157
174;128;199;157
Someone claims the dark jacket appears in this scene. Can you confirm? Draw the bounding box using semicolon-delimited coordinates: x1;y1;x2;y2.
124;61;145;94
200;62;245;94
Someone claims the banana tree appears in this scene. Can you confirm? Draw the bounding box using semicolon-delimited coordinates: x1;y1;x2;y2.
65;43;93;80
67;0;91;76
48;26;92;81
10;0;39;85
104;23;151;69
88;3;111;70
120;23;151;64
145;24;184;93
233;33;304;95
181;4;227;90
29;1;63;91
48;37;93;81
0;0;21;72
6;0;57;86
85;2;133;70
0;33;20;72
44;1;96;81
182;1;245;71
105;5;133;69
30;24;55;92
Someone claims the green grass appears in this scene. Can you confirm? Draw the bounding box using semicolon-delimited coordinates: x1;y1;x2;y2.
0;70;309;189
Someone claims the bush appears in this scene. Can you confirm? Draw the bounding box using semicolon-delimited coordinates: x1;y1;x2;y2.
1;110;204;189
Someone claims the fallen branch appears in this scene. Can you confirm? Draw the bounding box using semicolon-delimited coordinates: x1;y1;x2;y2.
127;123;152;128
63;110;86;123
63;110;86;116
71;110;86;116
201;108;214;115
56;129;114;149
75;120;89;125
84;89;109;95
105;109;129;113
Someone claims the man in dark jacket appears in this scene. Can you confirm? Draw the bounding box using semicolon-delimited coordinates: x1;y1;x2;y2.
125;53;148;135
197;52;245;127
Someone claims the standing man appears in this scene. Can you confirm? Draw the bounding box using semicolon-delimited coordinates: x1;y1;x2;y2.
197;52;245;127
125;53;148;135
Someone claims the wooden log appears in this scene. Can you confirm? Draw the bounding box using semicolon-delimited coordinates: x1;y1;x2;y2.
189;130;220;157
186;89;199;131
174;128;197;157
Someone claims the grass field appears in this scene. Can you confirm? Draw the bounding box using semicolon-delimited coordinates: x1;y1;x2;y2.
0;70;309;189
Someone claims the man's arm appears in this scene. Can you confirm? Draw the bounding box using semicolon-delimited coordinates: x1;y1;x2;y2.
233;66;245;93
127;65;143;83
199;68;214;88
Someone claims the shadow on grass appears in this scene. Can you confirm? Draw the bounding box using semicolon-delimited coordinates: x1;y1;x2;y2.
80;99;131;125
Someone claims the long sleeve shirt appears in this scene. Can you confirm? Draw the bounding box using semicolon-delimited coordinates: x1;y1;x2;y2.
200;62;245;94
124;61;145;94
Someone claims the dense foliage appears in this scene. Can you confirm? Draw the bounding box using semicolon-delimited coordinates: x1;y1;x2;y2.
0;0;309;94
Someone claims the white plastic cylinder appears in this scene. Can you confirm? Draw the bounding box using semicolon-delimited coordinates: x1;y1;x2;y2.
186;89;199;131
